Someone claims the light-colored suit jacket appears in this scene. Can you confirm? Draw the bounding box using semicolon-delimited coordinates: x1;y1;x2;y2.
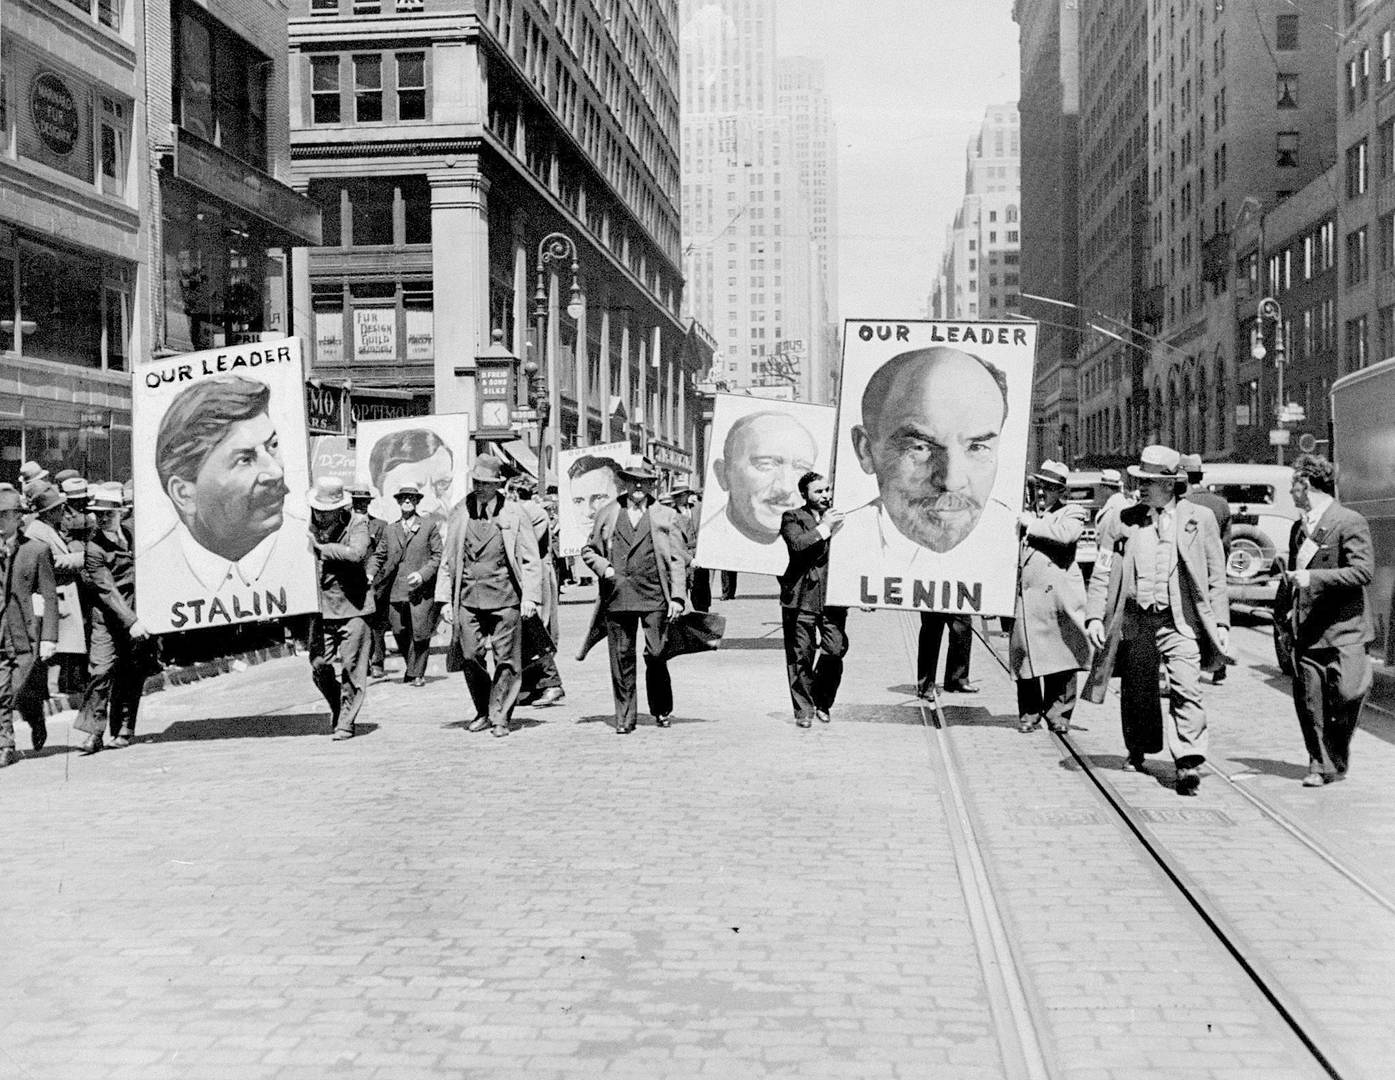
435;494;542;610
1083;498;1229;701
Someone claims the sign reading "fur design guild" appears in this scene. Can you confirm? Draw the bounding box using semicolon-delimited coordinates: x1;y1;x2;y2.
132;338;319;634
827;320;1038;617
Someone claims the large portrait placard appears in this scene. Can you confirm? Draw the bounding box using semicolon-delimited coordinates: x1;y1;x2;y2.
827;319;1037;616
557;441;629;556
694;395;836;576
355;413;471;529
132;338;318;634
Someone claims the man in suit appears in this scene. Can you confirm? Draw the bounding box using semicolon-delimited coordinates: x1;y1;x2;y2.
0;489;58;766
74;483;152;755
378;484;443;687
1011;460;1091;734
676;489;711;612
917;615;976;697
307;477;380;741
779;471;848;728
1274;454;1373;786
351;484;391;679
1085;445;1230;795
510;474;565;707
580;455;687;734
18;482;84;745
435;456;541;737
1182;454;1233;684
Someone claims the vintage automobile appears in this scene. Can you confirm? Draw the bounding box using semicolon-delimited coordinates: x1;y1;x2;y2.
1196;462;1298;607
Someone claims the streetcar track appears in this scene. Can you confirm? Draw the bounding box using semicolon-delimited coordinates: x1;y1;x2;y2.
898;614;1355;1080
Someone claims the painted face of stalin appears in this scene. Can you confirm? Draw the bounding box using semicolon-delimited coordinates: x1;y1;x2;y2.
853;349;1005;553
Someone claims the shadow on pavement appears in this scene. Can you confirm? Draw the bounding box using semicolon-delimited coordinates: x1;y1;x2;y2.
1229;756;1309;780
1357;706;1395;748
575;713;712;727
719;637;786;651
153;714;380;741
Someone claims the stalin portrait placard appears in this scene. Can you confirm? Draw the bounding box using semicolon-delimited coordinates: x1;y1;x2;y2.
827;319;1037;617
132;338;319;634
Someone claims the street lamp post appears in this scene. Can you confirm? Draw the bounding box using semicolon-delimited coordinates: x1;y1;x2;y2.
1250;295;1288;465
534;232;584;492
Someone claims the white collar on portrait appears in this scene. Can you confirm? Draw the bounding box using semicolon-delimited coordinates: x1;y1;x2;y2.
173;517;285;593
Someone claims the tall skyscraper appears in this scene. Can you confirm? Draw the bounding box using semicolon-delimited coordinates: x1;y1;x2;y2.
680;0;821;402
929;105;1023;325
778;57;839;403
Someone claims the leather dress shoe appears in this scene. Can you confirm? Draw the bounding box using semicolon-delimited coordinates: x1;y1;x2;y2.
1047;722;1070;735
796;715;812;728
1302;772;1333;787
78;733;103;755
944;682;980;694
109;733;131;749
410;677;426;688
614;722;635;735
1018;718;1040;733
467;716;492;733
654;714;672;728
815;709;831;724
29;718;47;753
534;687;566;706
0;748;21;768
331;729;354;741
1122;755;1145;772
492;724;510;738
1175;767;1201;795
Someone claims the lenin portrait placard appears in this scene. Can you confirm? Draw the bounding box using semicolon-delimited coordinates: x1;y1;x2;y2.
695;395;837;576
827;320;1037;617
132;338;319;634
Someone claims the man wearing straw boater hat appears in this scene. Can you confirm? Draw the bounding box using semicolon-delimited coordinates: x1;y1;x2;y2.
579;454;688;734
1084;445;1230;795
435;454;541;737
1011;460;1091;735
306;476;379;740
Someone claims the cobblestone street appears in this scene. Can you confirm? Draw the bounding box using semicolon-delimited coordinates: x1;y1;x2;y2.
1;582;1393;1078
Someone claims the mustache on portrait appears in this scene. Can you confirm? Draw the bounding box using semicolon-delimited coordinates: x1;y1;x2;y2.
907;492;980;517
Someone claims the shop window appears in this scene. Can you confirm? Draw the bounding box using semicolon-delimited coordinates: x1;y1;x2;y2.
354;55;383;123
311;57;341;125
99;96;129;198
174;2;269;170
18;243;103;368
0;255;15;354
397;52;425;121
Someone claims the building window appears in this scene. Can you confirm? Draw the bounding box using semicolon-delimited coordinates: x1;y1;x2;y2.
98;96;129;198
1346;315;1369;372
1347;50;1370;112
1276;13;1299;50
311;56;341;124
1277;73;1298;108
310;0;337;15
1346;227;1369;284
396;52;426;121
1347;138;1369;197
173;1;269;170
1276;131;1299;168
354;55;383;122
1381;118;1395;179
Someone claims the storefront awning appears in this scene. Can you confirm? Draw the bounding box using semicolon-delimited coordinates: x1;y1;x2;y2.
495;439;539;480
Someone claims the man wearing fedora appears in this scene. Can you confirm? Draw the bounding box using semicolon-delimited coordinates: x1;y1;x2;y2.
509;472;566;707
1085;445;1230;794
1011;461;1091;735
75;482;152;754
349;484;391;678
18;482;86;739
579;454;688;734
0;488;58;766
307;477;380;740
1275;454;1374;786
435;455;541;737
377;483;443;687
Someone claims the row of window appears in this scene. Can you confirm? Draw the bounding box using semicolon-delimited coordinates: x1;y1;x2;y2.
174;0;270;171
1344;31;1395;114
1344;119;1395;200
309;53;425;126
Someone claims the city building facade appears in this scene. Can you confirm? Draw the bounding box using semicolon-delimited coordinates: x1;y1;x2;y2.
289;0;702;477
679;0;822;403
1015;0;1082;466
0;0;145;482
1334;0;1395;380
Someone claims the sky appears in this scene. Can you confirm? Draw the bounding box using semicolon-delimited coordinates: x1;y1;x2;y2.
774;0;1021;318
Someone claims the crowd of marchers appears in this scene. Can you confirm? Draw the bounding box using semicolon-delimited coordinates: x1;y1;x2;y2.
0;443;1372;795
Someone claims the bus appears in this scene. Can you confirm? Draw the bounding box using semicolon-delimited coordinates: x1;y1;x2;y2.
1331;356;1395;665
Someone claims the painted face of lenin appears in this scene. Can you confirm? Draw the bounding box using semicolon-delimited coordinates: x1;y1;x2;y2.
851;347;1008;553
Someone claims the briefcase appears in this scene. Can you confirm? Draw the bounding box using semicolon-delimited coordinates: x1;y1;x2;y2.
657;611;726;661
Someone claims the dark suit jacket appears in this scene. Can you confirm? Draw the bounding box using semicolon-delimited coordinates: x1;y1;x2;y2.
1274;500;1373;651
1;531;58;648
316;515;378;619
379;517;443;638
577;500;688;660
778;506;835;611
82;524;138;630
364;514;389;599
